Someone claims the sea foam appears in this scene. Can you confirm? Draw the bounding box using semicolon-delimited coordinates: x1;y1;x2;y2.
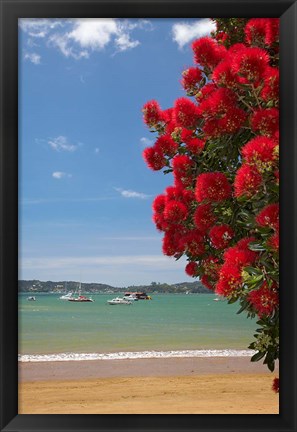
18;349;256;362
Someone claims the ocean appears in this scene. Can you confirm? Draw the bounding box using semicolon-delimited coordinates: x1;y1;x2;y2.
19;293;257;361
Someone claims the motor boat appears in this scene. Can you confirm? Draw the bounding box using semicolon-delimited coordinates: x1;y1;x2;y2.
123;294;138;301
27;296;36;301
107;297;132;305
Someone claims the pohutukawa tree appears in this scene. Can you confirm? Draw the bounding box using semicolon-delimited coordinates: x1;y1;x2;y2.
142;18;279;392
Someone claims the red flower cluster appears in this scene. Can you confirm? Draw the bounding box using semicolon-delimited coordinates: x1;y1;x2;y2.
174;97;201;129
251;108;279;137
192;37;227;70
155;135;178;157
256;203;279;231
241;136;278;167
195;172;232;202
142;100;164;128
216;237;258;298
231;46;269;86
185;261;199;277
234;165;262;198
245;18;279;48
194;203;216;232
181;67;202;94
142;146;166;171
248;282;279;317
198;87;247;137
209;224;234;249
172;155;195;187
261;67;279;103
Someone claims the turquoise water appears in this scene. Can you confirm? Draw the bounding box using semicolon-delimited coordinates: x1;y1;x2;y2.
19;293;257;356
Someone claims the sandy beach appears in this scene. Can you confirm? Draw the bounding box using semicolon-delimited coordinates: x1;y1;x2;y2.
19;357;279;414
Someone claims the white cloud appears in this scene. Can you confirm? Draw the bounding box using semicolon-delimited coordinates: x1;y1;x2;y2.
48;136;78;152
52;171;72;179
172;19;216;49
20;18;152;60
19;19;63;36
24;52;41;64
48;33;89;59
68;19;118;50
114;187;150;199
94;147;100;154
140;137;153;147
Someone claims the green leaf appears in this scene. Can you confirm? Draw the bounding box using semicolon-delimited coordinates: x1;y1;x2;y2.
251;351;266;362
248;242;266;252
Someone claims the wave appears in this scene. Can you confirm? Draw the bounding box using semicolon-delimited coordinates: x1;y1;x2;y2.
18;349;256;362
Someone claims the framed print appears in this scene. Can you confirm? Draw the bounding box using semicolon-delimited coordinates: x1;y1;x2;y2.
0;0;296;431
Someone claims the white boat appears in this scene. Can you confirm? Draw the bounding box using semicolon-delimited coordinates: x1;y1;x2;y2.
59;292;74;300
107;297;132;305
123;294;138;301
68;282;94;302
27;296;36;301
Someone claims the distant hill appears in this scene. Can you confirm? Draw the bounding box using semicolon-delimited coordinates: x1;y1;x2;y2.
18;280;210;294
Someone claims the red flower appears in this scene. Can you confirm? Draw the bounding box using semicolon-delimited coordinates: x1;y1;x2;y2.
186;138;205;155
152;212;168;232
209;224;234;249
181;67;202;94
152;194;167;214
216;263;242;297
261;67;279;102
172;155;194;175
256;203;279;230
162;229;185;256
155;135;178;157
242;136;278;165
245;18;279;48
231;46;269;86
234;164;262;198
272;377;279;393
164;200;188;224
192;37;227;69
143;146;167;171
212;59;238;89
201;274;215;290
199;87;236;116
195;83;217;102
202;256;221;280
185;261;199;277
174;97;200;129
180;128;194;143
248;282;279;317
195;172;232;202
194;203;216;232
265;19;279;46
268;232;279;251
142;100;164;127
244;18;269;46
172;155;195;187
223;237;257;267
251;108;279;137
180;229;206;257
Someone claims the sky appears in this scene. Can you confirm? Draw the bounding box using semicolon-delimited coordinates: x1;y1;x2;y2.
18;18;215;286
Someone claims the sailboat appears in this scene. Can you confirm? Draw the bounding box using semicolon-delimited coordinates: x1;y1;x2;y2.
59;282;74;300
68;282;94;302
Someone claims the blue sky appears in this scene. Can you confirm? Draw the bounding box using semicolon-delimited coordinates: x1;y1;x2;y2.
18;18;215;286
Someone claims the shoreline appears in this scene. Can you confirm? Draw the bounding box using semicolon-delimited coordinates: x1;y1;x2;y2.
19;356;279;414
19;355;276;382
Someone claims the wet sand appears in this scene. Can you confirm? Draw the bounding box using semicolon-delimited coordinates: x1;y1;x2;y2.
19;357;279;414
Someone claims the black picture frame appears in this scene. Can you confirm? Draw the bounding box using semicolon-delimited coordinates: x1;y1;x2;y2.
0;1;296;431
